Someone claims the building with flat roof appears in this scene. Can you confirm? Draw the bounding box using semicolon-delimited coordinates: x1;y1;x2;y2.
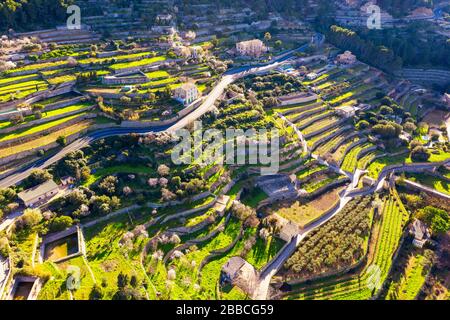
18;180;59;207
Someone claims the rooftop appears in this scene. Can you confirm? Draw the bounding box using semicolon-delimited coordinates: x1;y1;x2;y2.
18;180;58;203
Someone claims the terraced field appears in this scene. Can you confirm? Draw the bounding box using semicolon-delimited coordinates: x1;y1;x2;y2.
0;102;91;131
314;130;351;155
0;79;49;102
0;112;88;143
0;120;92;158
301;116;340;136
341;142;373;173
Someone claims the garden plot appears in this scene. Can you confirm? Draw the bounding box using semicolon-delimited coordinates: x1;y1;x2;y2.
41;226;83;263
43;234;79;262
275;186;343;228
8;276;40;300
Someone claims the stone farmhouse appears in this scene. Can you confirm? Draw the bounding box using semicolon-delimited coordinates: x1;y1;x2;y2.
336;50;357;65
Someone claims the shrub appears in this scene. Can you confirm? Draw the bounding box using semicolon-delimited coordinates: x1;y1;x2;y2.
49;216;74;233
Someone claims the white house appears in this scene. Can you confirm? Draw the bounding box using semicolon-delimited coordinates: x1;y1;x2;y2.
410;219;430;248
336;105;356;118
236;39;267;57
173;82;200;106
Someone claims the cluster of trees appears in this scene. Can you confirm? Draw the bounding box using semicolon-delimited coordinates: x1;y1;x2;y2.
55;150;91;182
230;201;259;228
409;140;431;162
50;186;120;218
285;195;374;277
112;272;146;300
378;0;433;17
319;25;402;73
360;23;450;74
23;169;53;188
76;71;99;84
242;73;304;99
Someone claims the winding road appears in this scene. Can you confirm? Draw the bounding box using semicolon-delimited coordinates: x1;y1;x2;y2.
0;44;310;189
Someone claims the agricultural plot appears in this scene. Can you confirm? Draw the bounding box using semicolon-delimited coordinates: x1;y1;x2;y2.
285;192;409;300
0;79;49;102
301;116;340;136
405;173;450;195
0;112;87;143
385;249;432;300
340;142;373;173
109;56;166;71
283;195;374;279
0;102;91;131
314;130;351;155
276;186;343;228
0;120;92;158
